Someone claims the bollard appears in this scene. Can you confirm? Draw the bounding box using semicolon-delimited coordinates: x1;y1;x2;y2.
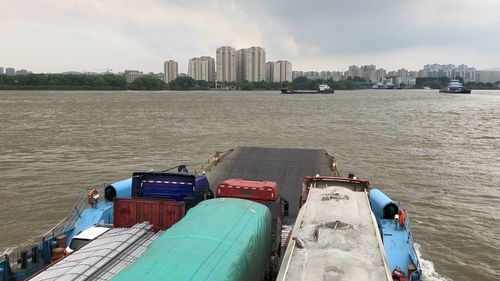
31;246;38;264
20;250;28;269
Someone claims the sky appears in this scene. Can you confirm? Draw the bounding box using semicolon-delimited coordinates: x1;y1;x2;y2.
1;0;500;74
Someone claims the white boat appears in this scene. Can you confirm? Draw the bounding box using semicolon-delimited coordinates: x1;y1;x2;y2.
372;81;395;89
318;84;333;92
439;80;471;94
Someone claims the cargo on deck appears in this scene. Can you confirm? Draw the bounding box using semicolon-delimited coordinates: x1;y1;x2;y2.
111;198;272;281
276;177;392;281
29;222;162;281
113;198;185;232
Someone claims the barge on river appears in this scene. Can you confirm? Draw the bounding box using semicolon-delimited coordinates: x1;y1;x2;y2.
281;84;334;94
0;147;422;281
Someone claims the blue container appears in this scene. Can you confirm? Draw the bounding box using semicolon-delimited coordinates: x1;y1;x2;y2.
131;172;211;208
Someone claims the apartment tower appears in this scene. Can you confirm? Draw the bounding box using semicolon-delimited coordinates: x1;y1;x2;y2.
163;60;178;83
188;56;215;81
266;60;292;82
278;60;292;82
265;62;280;82
236;47;266;82
216;46;236;82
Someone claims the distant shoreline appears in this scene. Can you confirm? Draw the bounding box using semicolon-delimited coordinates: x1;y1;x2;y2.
1;73;498;91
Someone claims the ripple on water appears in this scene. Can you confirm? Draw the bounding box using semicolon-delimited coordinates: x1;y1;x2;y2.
0;90;499;280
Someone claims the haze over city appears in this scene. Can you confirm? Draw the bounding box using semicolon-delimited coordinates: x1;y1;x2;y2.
2;0;500;73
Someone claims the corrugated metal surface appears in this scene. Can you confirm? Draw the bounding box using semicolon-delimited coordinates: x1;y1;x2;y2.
111;198;272;281
91;230;163;281
113;198;185;232
30;222;161;281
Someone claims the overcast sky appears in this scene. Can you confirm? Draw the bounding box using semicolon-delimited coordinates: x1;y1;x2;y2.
2;0;499;73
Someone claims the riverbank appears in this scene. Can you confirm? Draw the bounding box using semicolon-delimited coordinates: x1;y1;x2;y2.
0;74;364;91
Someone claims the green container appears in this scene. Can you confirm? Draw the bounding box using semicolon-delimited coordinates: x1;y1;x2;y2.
112;198;272;281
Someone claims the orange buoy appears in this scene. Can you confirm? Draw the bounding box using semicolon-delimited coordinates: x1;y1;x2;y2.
398;208;406;228
87;189;99;206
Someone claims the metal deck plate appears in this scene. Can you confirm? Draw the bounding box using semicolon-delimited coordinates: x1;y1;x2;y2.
206;147;334;218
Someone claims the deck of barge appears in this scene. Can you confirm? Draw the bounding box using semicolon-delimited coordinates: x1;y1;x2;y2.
205;147;337;218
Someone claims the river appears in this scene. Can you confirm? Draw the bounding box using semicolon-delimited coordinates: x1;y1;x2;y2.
0;89;499;280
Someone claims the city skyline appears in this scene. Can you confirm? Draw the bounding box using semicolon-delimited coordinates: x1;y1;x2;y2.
2;0;500;74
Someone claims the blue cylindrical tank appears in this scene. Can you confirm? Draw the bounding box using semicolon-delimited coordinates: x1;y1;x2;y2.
370;188;397;219
104;178;132;201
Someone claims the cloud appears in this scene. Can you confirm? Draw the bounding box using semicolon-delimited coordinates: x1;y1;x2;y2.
1;0;499;73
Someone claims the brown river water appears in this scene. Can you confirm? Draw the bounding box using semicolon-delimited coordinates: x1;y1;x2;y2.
0;90;499;280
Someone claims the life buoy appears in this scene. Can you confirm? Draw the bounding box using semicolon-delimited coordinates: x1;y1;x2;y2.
87;189;99;206
398;208;406;228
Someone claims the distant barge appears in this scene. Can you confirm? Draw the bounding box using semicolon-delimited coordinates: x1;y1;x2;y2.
281;84;334;94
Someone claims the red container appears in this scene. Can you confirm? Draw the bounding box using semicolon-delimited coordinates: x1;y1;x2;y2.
113;198;185;232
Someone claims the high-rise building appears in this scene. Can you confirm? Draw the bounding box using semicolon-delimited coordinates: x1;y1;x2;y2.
476;70;500;83
236;49;247;82
303;71;320;79
236;47;266;82
277;60;292;82
0;67;4;74
266;60;292;82
265;62;280;82
188;56;215;81
318;71;344;81
15;69;30;75
422;64;476;81
397;68;409;78
163;60;178;83
360;65;376;82
5;68;15;75
375;68;387;81
216;46;236;82
387;71;398;77
394;77;416;86
345;65;363;79
292;71;303;80
124;70;144;83
408;71;418;78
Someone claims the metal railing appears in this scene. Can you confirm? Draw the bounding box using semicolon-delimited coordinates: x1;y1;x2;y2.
1;184;108;273
46;184;108;239
326;152;341;177
194;149;233;174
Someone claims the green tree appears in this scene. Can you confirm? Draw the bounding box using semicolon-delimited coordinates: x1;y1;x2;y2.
292;76;313;90
352;76;366;82
130;75;164;90
0;73;129;90
169;76;196;90
239;80;253;90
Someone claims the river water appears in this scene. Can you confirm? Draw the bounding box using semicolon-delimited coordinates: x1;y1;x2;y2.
0;90;499;280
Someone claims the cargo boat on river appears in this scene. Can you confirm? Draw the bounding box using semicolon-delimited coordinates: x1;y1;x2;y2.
0;147;421;281
281;84;334;94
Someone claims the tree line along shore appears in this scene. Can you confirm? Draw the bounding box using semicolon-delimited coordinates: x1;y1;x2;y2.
0;73;498;91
